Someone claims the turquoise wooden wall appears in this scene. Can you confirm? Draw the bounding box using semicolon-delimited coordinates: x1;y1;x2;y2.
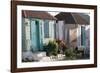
22;18;55;52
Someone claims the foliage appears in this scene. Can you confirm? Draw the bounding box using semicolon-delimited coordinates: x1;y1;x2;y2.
56;39;67;54
65;46;86;60
43;40;58;56
65;48;77;60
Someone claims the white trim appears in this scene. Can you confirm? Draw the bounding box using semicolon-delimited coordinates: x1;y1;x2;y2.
77;25;81;47
17;5;94;68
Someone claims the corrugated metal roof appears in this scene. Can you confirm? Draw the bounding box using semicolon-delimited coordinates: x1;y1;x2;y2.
22;10;57;20
55;12;76;24
55;12;90;25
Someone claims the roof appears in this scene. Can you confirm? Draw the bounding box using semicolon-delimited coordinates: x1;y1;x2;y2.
22;10;57;20
55;12;90;25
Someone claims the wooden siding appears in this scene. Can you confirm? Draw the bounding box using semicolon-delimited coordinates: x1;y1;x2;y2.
56;21;90;50
22;18;31;51
43;20;55;44
55;21;64;40
22;18;56;52
77;25;81;47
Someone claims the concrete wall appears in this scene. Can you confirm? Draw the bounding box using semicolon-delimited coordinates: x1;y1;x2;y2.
70;28;77;48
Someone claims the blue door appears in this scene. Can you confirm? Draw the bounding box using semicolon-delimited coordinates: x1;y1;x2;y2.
31;20;40;51
81;26;86;47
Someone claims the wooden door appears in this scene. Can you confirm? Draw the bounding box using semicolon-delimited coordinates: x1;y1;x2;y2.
81;26;86;47
31;20;40;51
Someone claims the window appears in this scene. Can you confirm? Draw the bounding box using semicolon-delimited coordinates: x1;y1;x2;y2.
44;20;49;38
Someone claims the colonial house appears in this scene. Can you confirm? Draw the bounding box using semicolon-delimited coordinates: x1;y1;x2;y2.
22;10;56;52
55;12;90;55
22;11;90;62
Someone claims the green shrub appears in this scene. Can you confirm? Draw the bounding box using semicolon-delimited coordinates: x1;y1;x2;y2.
65;48;77;60
43;40;58;56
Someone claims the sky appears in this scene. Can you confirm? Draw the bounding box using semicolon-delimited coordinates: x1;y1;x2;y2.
48;12;60;16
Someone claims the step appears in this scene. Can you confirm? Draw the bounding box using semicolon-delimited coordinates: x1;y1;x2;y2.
22;51;46;62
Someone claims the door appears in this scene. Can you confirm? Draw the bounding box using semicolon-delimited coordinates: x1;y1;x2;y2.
31;20;40;51
81;26;86;47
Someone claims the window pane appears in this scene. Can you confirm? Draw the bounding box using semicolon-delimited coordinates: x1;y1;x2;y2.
44;20;49;38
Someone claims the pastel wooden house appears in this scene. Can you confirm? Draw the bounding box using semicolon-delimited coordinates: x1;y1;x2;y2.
22;10;56;52
55;12;90;54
